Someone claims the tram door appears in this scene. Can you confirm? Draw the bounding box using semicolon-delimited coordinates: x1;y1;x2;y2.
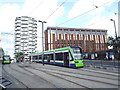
64;52;69;67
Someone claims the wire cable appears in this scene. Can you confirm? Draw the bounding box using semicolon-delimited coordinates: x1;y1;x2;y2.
86;13;117;28
56;0;116;27
45;0;68;20
28;0;45;16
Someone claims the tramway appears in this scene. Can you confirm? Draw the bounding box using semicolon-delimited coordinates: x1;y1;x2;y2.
20;64;118;88
2;55;11;64
29;46;84;68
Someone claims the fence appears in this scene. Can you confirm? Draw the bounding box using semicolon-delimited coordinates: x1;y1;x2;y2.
84;59;120;68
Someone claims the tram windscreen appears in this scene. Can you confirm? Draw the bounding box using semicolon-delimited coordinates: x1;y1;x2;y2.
71;47;83;60
4;56;10;60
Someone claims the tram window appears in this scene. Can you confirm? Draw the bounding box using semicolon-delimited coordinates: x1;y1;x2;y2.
46;54;50;60
44;55;48;59
64;52;69;60
33;56;35;60
39;55;42;59
49;54;53;60
55;53;63;61
72;47;82;53
43;55;45;59
69;53;73;61
4;57;10;60
33;56;38;60
29;56;31;60
36;56;38;60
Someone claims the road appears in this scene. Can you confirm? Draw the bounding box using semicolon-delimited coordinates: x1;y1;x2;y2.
1;62;119;89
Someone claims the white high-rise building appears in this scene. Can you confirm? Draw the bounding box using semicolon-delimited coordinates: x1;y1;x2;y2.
14;16;37;61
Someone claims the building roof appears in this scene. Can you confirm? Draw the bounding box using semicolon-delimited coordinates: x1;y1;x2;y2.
46;26;107;32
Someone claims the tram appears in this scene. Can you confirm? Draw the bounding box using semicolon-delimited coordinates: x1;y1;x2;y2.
29;46;84;68
2;55;11;64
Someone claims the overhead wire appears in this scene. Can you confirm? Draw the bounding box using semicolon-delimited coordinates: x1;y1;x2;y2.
28;0;45;16
45;0;68;21
85;0;118;28
86;12;117;28
56;8;97;27
56;0;116;27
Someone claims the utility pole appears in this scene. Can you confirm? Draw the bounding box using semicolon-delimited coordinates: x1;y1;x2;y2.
110;19;117;67
38;20;47;65
110;19;117;39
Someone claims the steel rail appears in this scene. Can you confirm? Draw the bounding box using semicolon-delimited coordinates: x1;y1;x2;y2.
30;65;118;81
3;65;31;89
22;66;94;89
9;64;64;89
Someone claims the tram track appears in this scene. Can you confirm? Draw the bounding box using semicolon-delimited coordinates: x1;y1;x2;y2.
1;77;12;88
31;64;118;81
28;66;118;88
2;64;31;89
50;68;117;81
4;63;119;88
19;65;93;89
9;64;66;89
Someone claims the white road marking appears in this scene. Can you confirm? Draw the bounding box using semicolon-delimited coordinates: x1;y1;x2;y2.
0;84;6;88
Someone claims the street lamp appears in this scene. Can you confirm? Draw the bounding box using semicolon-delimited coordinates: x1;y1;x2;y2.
38;20;47;65
110;19;117;67
110;19;117;39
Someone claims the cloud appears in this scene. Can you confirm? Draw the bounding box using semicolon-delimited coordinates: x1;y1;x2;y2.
68;0;116;19
0;0;25;3
21;0;64;26
0;0;65;58
85;13;118;37
0;3;21;32
68;0;118;37
0;3;22;58
0;0;118;58
68;0;94;19
0;0;65;32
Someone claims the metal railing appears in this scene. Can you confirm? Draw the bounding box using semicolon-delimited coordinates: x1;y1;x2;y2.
84;59;120;68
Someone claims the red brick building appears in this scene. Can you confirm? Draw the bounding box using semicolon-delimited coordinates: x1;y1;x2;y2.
44;27;108;53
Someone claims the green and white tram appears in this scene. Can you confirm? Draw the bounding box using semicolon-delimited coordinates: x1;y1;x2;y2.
29;46;84;68
2;55;11;64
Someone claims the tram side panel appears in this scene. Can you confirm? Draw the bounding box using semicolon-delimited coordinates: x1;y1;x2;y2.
29;46;84;68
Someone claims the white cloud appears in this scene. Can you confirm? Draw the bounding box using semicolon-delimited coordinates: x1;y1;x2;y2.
0;0;118;58
68;0;94;19
20;0;64;25
0;3;21;32
68;0;118;37
68;0;116;19
0;3;21;58
85;13;118;37
0;0;65;58
0;0;25;3
93;0;117;6
19;0;65;52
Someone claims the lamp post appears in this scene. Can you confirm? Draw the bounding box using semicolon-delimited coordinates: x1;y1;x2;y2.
38;20;47;65
110;19;117;39
110;19;117;67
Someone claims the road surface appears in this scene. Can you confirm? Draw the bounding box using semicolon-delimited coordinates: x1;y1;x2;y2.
1;62;119;89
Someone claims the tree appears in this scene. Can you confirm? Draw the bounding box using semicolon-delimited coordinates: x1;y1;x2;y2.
107;36;120;60
15;52;24;62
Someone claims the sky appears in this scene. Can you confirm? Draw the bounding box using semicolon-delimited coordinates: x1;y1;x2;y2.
0;0;119;58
